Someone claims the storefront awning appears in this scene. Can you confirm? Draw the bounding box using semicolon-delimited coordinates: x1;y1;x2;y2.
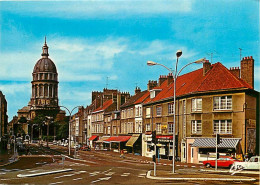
191;138;241;148
96;136;110;143
126;134;140;147
156;135;173;142
105;136;131;143
89;135;98;141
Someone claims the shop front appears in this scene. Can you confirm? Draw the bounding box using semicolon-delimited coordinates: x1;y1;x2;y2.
88;135;98;149
187;137;241;164
105;136;131;152
95;136;110;150
126;134;141;155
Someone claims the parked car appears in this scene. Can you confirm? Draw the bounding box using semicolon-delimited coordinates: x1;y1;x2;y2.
231;156;260;170
203;156;240;168
80;145;91;151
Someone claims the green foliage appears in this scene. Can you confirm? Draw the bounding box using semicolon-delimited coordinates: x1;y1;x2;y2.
18;116;27;123
56;120;69;140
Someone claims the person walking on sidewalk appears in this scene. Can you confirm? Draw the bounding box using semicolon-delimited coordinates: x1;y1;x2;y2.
120;150;125;159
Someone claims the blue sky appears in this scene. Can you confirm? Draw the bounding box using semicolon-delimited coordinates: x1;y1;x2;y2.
0;0;259;120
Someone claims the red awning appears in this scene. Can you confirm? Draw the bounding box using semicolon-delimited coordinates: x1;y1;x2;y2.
105;136;131;142
89;135;98;141
156;135;173;139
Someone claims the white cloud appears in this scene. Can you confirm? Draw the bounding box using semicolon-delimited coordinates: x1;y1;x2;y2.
0;83;30;95
2;0;194;19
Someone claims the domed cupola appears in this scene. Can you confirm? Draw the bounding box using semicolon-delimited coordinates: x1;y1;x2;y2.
30;37;59;110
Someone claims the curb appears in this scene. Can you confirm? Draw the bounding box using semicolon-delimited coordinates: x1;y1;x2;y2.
200;169;260;175
0;157;20;167
17;168;73;178
146;170;256;181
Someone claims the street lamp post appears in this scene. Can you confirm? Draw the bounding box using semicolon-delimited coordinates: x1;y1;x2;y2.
147;51;205;173
60;105;82;156
30;124;37;144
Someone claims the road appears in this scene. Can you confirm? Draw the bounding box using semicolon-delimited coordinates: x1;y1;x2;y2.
0;144;259;184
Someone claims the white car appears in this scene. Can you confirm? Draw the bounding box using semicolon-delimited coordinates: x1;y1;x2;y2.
232;156;260;170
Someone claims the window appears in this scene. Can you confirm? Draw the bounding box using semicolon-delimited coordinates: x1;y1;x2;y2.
168;122;174;134
213;96;232;110
156;106;162;116
156;123;162;134
191;120;202;134
146;124;151;131
192;98;202;111
128;122;133;133
168;103;174;115
146;107;151;118
135;121;142;133
113;126;117;135
107;126;110;135
214;120;232;134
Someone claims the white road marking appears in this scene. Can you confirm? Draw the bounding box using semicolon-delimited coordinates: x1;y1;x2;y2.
191;166;196;168
91;179;101;183
176;165;180;166
0;172;6;175
105;172;115;176
99;177;111;181
73;177;83;181
121;173;130;177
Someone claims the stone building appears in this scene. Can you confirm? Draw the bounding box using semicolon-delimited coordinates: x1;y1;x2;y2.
17;38;65;135
0;91;8;140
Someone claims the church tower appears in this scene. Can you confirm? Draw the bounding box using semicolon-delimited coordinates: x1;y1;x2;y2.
29;37;59;115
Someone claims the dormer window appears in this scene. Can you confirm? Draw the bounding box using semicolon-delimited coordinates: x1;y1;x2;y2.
150;89;162;99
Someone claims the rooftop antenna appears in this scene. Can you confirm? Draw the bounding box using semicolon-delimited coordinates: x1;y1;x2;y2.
106;76;109;89
239;48;242;61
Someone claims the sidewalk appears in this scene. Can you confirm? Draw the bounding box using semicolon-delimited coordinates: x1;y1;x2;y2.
146;170;257;182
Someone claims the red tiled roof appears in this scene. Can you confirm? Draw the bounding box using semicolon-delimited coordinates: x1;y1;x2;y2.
134;91;150;104
105;136;131;142
93;99;113;112
145;62;253;104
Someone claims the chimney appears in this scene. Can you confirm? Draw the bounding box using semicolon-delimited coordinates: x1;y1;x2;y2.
229;67;240;78
203;60;211;76
241;56;254;88
167;73;173;85
135;87;141;95
117;92;121;110
147;80;157;91
159;75;167;86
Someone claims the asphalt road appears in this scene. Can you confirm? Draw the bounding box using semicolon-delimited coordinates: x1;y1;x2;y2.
0;144;259;184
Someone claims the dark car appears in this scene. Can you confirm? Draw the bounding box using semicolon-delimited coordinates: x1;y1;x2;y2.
203;156;240;168
80;145;91;151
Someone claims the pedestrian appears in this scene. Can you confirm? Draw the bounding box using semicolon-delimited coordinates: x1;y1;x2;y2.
244;153;249;162
120;150;125;158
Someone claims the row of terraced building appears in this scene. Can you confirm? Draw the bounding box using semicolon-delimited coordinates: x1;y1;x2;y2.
70;57;259;164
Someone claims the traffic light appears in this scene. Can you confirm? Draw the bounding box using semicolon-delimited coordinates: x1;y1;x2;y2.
152;131;156;144
216;134;222;144
217;153;220;159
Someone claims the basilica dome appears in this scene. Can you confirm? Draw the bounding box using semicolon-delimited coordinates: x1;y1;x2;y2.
33;58;57;73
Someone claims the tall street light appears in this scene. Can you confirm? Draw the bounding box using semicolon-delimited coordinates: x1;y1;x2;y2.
60;105;82;156
147;51;205;173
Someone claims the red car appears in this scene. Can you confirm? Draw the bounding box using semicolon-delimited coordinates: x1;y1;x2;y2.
203;156;240;168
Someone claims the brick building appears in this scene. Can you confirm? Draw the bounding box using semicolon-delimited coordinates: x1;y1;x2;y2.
142;57;259;163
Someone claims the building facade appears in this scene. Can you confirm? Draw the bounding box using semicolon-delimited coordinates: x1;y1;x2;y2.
0;91;8;140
